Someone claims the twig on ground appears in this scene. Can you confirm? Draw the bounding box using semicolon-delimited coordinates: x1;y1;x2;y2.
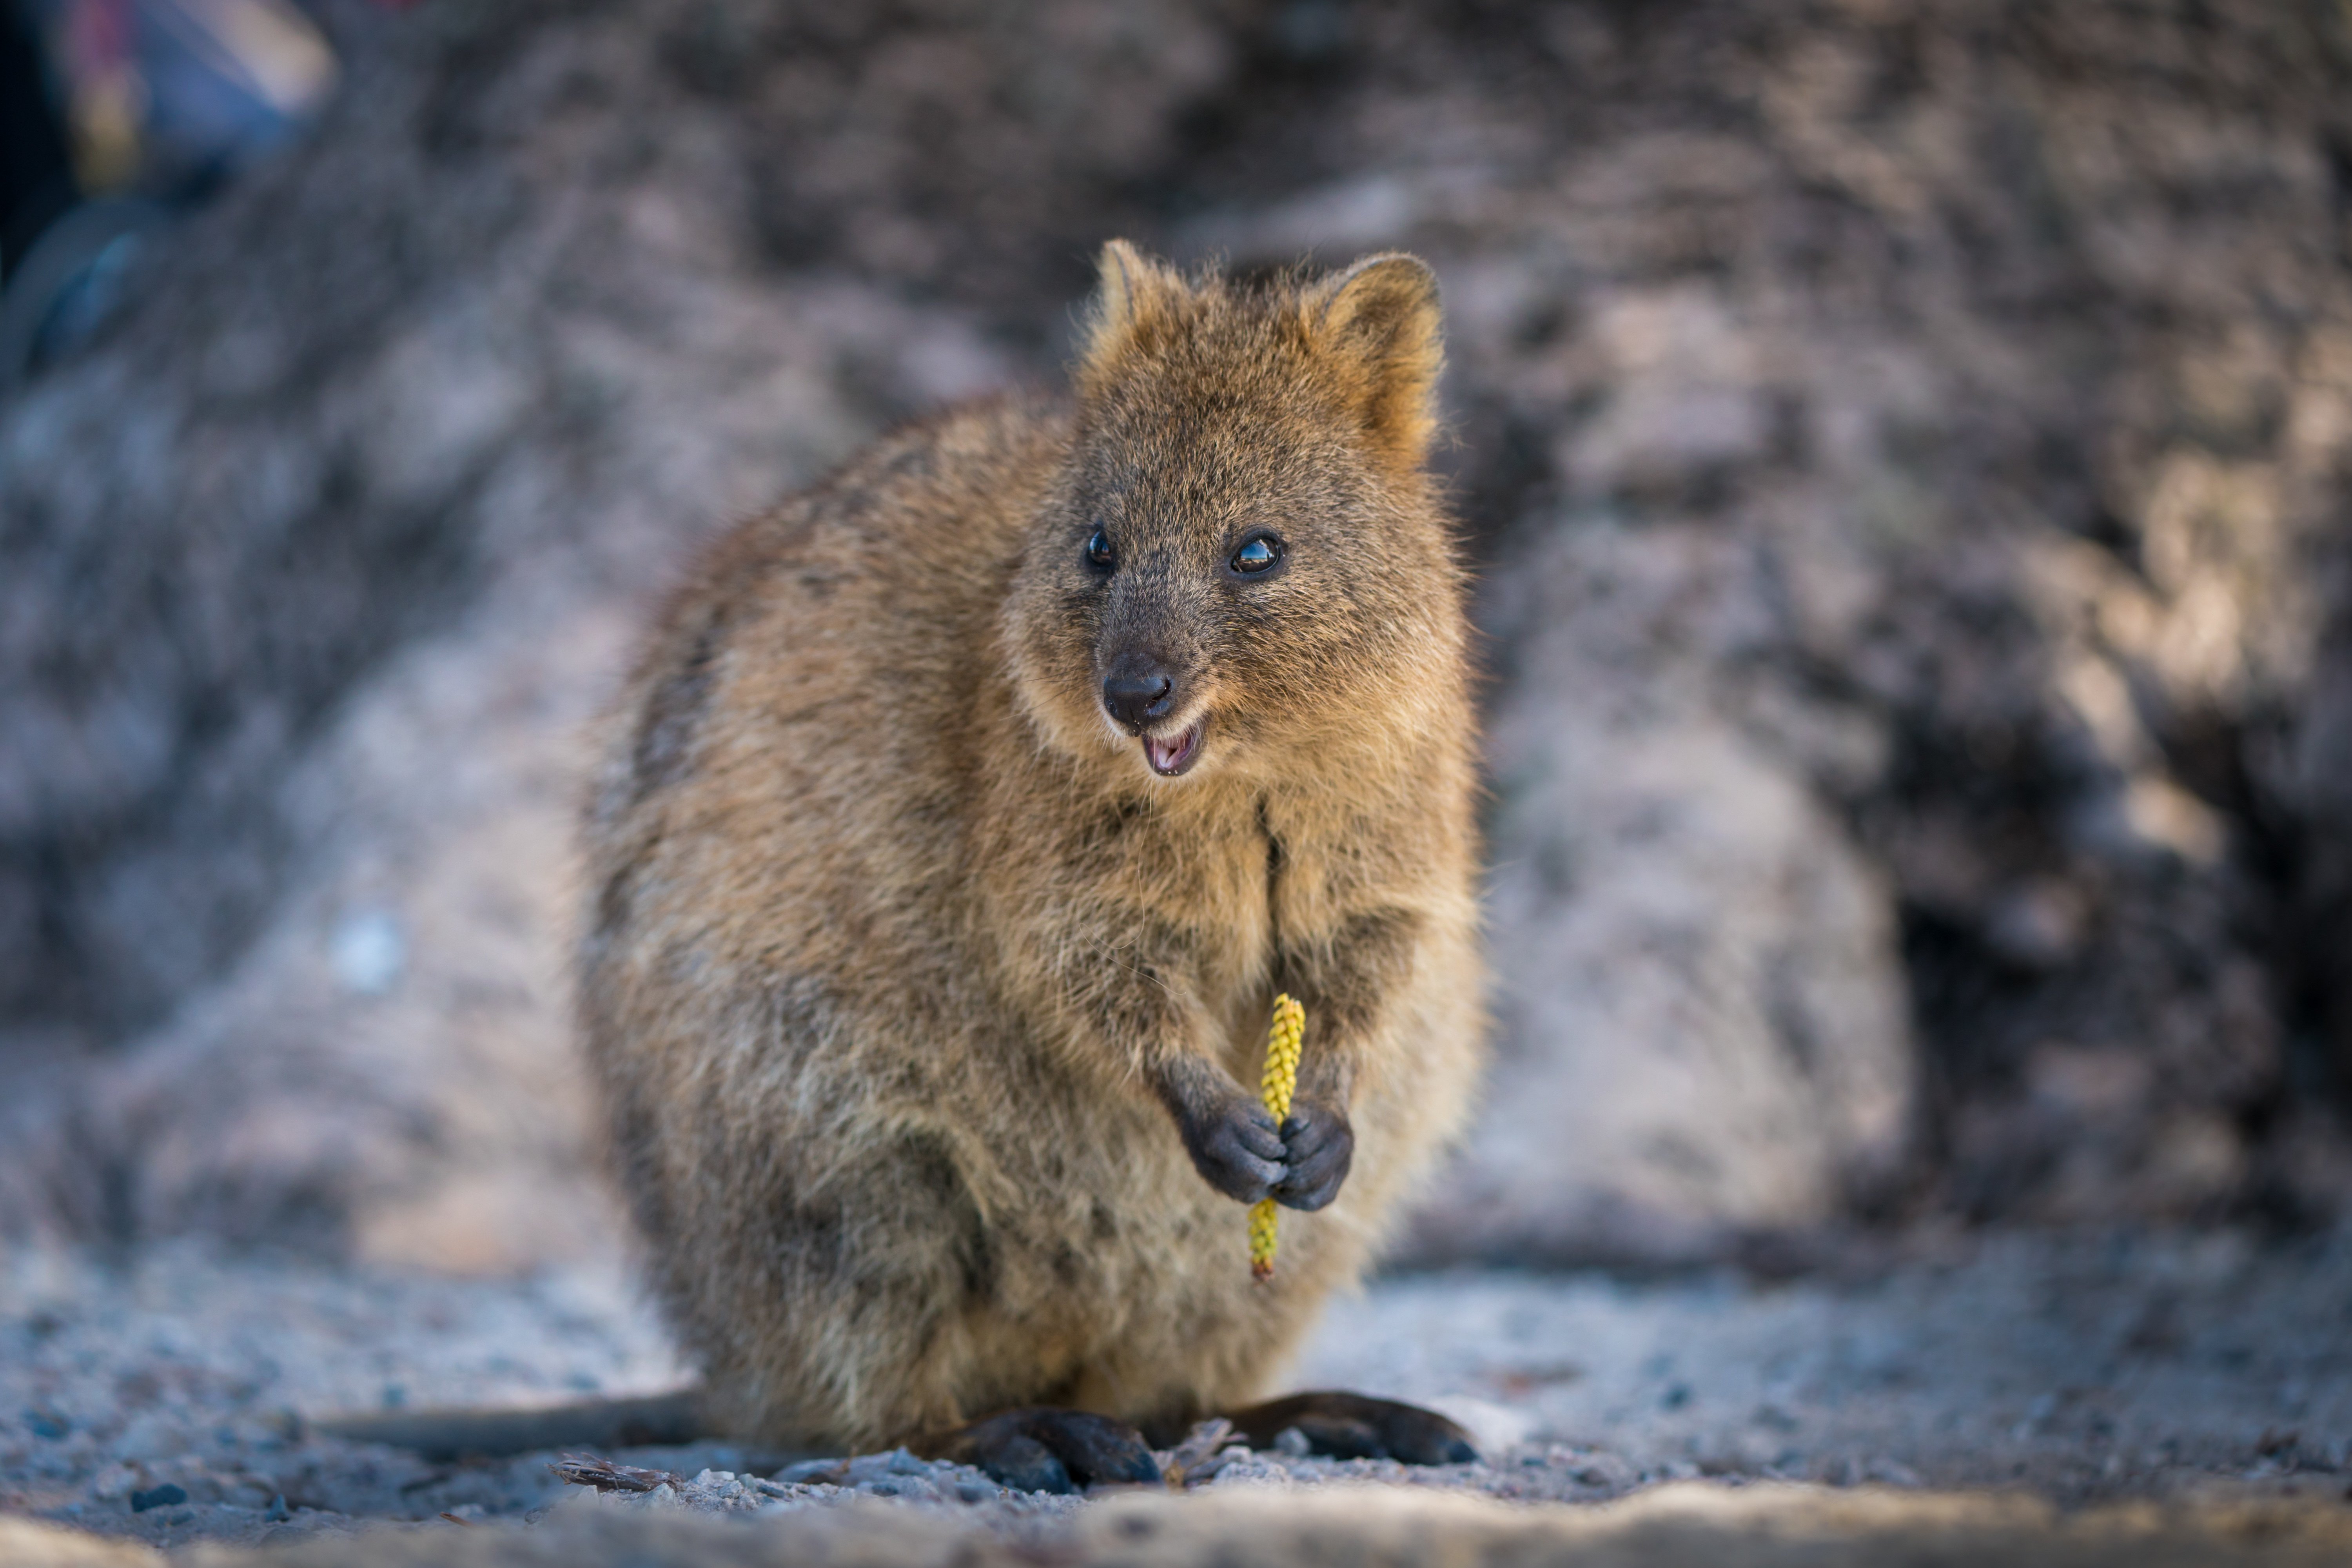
1163;1418;1241;1487
548;1453;687;1493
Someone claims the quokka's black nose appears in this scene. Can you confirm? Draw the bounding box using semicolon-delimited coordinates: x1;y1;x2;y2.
1102;668;1176;729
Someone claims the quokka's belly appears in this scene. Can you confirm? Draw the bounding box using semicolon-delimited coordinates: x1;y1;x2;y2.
918;1077;1387;1413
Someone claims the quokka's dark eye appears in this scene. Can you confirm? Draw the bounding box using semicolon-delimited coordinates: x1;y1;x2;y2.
1230;535;1282;575
1085;526;1116;570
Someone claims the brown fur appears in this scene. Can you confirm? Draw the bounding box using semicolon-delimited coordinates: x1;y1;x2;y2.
577;242;1484;1450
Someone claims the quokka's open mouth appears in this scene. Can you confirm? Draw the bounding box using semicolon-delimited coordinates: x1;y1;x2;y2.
1143;719;1205;777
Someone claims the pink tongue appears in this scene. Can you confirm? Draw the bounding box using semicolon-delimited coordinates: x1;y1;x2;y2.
1148;728;1193;771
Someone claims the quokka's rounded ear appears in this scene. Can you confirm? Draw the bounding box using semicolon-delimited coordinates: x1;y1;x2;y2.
1078;240;1188;392
1306;253;1444;471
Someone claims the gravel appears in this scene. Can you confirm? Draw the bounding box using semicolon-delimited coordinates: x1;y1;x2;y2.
5;1227;2351;1552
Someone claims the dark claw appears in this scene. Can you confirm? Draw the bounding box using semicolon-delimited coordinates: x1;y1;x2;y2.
916;1408;1162;1494
1222;1392;1478;1466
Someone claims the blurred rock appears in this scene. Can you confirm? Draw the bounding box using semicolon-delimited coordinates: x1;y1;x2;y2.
1412;515;1914;1262
2;0;2351;1270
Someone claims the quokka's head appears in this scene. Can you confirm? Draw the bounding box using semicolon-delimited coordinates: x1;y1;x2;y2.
1006;241;1465;785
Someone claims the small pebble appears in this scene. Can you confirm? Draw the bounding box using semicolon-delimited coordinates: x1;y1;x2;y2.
130;1483;189;1513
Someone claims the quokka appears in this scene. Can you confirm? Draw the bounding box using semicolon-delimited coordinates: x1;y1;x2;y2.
578;241;1486;1487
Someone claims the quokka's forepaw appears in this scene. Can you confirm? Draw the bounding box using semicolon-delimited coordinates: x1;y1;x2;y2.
1177;1087;1286;1203
1273;1102;1354;1210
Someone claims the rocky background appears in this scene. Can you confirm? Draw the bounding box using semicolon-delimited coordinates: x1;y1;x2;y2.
2;0;2350;1274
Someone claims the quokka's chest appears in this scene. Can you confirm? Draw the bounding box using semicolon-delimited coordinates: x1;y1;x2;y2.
1094;799;1286;931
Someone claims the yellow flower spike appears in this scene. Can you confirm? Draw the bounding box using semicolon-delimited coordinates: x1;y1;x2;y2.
1249;993;1305;1283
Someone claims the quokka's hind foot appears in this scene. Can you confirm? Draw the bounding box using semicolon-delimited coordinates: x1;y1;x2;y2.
912;1407;1164;1494
1223;1390;1479;1465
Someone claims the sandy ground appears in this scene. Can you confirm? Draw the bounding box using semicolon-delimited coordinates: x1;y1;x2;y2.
4;1227;2351;1555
